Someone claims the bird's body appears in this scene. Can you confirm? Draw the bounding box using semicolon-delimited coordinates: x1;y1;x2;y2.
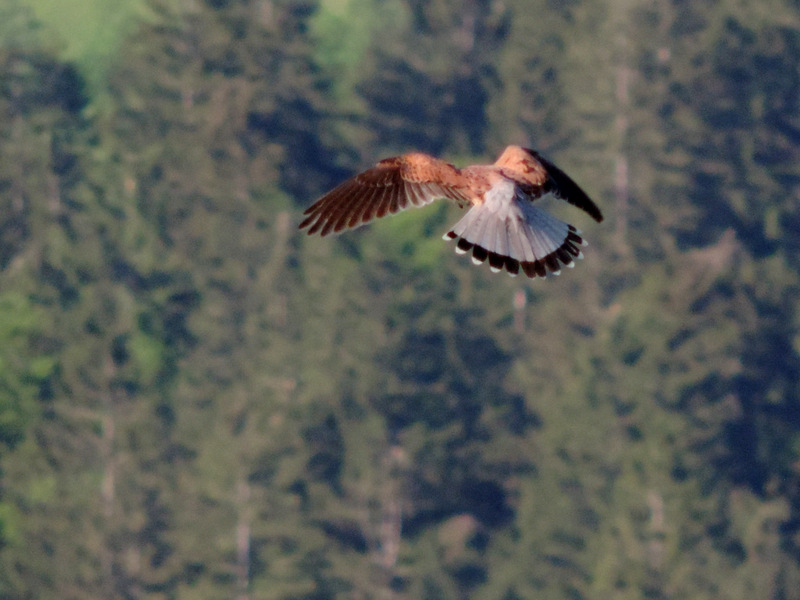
299;145;603;278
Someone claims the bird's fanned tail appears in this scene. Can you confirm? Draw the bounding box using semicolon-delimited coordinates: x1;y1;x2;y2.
443;201;586;278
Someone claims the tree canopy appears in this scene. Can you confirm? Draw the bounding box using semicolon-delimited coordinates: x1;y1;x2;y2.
2;0;800;598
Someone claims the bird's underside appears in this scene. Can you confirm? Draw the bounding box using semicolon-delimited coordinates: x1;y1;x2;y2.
298;145;603;279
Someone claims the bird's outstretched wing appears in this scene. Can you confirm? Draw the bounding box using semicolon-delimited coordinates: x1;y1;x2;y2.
493;146;604;223
299;154;471;236
530;150;604;223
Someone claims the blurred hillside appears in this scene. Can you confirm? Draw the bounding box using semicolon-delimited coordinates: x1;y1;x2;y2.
1;0;800;598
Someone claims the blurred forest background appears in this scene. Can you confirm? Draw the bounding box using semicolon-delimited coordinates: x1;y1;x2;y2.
1;0;800;598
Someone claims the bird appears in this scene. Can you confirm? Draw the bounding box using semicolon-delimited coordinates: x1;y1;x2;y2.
298;145;603;278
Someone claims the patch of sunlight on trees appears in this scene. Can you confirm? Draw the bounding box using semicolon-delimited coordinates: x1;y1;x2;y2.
20;0;149;96
310;0;409;103
365;203;450;271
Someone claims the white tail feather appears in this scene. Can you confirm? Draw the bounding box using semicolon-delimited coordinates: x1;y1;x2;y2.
444;185;581;277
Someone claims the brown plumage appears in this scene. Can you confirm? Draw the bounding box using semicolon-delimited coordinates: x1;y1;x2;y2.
299;145;603;278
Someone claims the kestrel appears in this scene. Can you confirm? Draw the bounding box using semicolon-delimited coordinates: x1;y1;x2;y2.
299;145;603;278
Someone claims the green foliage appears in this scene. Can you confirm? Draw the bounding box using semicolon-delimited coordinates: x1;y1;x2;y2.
18;0;147;96
0;292;53;449
310;0;408;105
1;0;800;599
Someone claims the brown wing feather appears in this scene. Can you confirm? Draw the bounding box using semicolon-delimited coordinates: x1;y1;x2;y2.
494;146;603;223
299;154;471;236
525;149;604;223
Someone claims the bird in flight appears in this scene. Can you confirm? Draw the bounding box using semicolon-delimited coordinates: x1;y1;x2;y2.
299;145;603;278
